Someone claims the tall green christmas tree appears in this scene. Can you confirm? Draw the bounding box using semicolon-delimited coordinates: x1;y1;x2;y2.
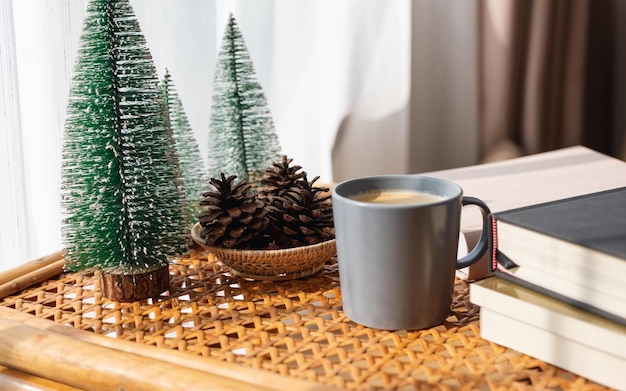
207;13;281;185
161;69;207;225
60;0;189;300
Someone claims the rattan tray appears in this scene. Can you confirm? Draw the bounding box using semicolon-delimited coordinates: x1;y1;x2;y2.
0;249;611;390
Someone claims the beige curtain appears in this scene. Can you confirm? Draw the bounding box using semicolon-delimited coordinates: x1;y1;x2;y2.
479;0;623;162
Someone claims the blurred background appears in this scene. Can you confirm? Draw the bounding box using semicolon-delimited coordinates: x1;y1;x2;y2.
1;0;624;270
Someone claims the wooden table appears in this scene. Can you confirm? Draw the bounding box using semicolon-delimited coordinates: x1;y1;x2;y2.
0;249;609;390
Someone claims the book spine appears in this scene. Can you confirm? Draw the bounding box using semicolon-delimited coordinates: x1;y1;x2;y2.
489;215;520;272
490;216;498;272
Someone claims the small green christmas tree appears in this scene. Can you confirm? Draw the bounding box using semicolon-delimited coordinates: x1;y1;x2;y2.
162;69;207;225
60;0;189;300
207;13;281;185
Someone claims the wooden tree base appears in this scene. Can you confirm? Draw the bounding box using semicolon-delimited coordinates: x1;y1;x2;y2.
99;265;170;302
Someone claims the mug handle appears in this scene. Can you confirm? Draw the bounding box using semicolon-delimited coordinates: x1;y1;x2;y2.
456;196;491;270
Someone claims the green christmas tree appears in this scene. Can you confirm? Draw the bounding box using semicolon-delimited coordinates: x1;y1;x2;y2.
207;13;281;185
60;0;189;281
162;69;207;225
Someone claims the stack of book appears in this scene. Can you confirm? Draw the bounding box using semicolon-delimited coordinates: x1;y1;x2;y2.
467;158;626;389
427;145;626;281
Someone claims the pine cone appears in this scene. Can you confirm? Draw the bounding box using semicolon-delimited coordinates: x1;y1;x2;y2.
198;174;269;249
266;175;335;248
259;155;306;200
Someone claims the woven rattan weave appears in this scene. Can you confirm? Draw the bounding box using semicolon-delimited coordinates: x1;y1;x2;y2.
0;249;610;390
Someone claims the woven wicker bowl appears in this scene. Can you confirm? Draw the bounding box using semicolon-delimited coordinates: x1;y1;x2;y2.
191;222;336;280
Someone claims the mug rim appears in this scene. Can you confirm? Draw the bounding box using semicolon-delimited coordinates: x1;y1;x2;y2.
332;174;463;208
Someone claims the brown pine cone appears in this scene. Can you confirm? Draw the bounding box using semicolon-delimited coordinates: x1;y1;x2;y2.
198;174;269;249
259;155;307;200
266;175;334;248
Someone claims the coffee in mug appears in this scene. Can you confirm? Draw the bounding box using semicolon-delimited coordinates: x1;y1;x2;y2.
350;189;443;205
332;175;491;330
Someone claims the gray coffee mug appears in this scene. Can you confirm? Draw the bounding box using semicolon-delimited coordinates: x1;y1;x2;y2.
331;175;490;330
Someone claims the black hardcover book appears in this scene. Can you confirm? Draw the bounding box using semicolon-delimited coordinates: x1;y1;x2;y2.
489;186;626;325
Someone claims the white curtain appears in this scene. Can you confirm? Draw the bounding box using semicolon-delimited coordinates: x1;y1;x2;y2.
0;0;477;271
133;0;413;182
1;1;84;271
